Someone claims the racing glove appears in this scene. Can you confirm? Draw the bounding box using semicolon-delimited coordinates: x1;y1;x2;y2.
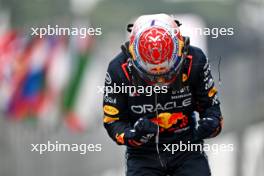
193;116;222;141
123;117;158;147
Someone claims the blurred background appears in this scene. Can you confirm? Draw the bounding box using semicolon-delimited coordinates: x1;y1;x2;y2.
0;0;263;176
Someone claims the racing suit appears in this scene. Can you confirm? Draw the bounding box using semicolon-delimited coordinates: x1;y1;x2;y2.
103;45;223;176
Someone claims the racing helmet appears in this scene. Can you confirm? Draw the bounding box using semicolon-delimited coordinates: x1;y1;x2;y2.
128;14;185;86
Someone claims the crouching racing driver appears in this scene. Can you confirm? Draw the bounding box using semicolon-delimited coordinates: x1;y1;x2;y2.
103;13;223;176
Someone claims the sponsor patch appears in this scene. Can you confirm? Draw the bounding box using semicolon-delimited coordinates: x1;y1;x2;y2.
131;98;192;114
103;105;119;115
150;112;188;129
172;86;190;94
105;72;112;84
104;96;117;104
182;73;188;82
208;87;217;97
212;95;220;105
103;116;119;123
115;133;125;144
205;78;214;90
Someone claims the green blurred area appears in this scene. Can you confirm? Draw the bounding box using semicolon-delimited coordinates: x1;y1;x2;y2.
1;0;72;28
1;0;237;30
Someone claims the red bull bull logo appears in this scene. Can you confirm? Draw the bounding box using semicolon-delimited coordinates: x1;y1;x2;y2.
150;112;188;130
